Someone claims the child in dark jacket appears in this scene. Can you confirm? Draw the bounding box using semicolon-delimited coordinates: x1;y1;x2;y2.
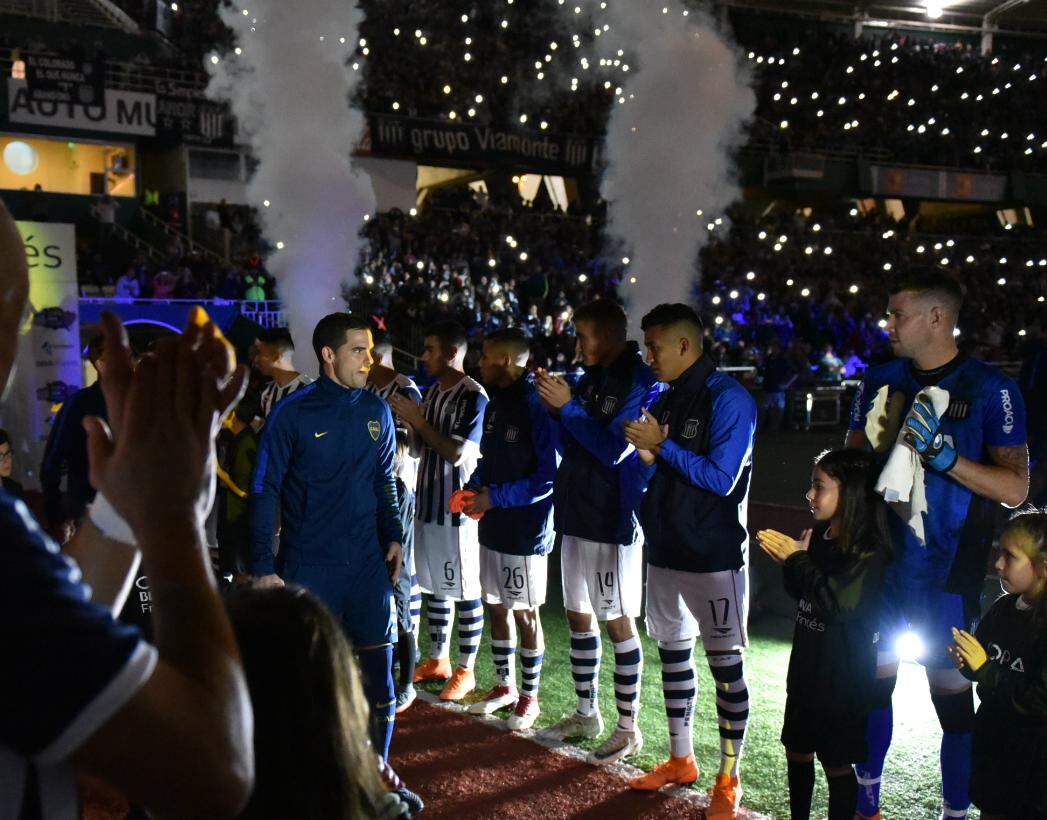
949;511;1047;820
757;449;892;820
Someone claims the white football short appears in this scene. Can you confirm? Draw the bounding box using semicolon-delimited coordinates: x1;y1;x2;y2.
479;546;548;610
645;564;749;651
415;518;481;601
560;535;643;621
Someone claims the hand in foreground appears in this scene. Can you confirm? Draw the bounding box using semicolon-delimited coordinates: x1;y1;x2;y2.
948;628;988;673
756;528;812;564
253;574;285;589
534;368;572;410
83;312;247;541
92;309;239;445
385;542;403;585
388;392;425;429
623;409;669;453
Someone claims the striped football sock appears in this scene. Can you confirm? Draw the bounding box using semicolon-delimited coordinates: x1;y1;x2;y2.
708;652;749;779
427;596;451;660
570;630;602;716
520;646;544;698
613;636;643;732
409;575;422;636
659;639;696;759
456;598;484;670
491;638;517;688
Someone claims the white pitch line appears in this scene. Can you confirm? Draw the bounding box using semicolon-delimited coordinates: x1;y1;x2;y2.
412;691;772;819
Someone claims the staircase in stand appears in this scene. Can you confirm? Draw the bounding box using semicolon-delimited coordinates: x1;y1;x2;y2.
139;209;226;267
112;223;165;264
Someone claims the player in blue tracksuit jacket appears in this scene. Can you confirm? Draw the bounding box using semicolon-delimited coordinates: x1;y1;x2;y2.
249;313;404;762
461;329;559;731
846;271;1029;820
534;299;662;766
624;303;756;808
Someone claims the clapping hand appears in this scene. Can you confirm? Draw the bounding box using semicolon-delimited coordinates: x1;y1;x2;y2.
388;392;425;430
623;409;668;456
948;627;988;673
756;528;812;564
83;310;247;541
534;368;572;411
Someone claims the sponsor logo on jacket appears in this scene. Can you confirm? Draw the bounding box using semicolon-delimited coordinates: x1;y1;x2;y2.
796;597;825;633
999;389;1015;435
987;640;1025;673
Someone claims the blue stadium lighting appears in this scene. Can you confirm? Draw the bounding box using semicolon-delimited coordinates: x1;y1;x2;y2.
123;319;183;335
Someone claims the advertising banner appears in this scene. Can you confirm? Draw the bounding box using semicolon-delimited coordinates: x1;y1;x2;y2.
868;164;1007;202
6;78;156;137
154;79;232;146
24;55;105;106
363;114;595;174
1;222;80;490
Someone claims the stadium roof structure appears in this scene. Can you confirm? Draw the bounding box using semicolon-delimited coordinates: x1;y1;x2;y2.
721;0;1047;39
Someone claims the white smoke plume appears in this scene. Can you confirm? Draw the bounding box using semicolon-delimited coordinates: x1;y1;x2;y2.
598;2;754;334
205;0;374;375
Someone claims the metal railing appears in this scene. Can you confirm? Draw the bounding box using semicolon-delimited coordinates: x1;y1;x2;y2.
72;298;424;368
0;46;209;96
139;208;225;267
112;222;164;263
239;300;285;328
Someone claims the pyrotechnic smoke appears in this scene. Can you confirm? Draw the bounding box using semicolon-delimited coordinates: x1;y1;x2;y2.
597;2;754;333
206;0;374;374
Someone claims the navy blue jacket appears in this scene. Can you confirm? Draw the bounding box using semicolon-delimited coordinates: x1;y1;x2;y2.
554;342;662;545
40;380;106;525
639;356;756;573
467;376;559;556
249;376;403;576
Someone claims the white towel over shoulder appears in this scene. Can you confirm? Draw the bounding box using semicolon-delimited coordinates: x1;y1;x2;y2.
872;385;950;545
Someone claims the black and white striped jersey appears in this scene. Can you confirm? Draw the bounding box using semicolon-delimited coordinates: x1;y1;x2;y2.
367;373;423;492
416;375;488;527
260;373;313;419
367;372;423;406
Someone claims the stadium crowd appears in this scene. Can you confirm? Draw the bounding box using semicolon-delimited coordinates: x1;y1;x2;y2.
350;190;1044;371
746;30;1047;170
88;1;1047;170
74;180;1044;383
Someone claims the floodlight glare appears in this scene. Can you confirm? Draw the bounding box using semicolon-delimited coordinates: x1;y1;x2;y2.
896;630;925;662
